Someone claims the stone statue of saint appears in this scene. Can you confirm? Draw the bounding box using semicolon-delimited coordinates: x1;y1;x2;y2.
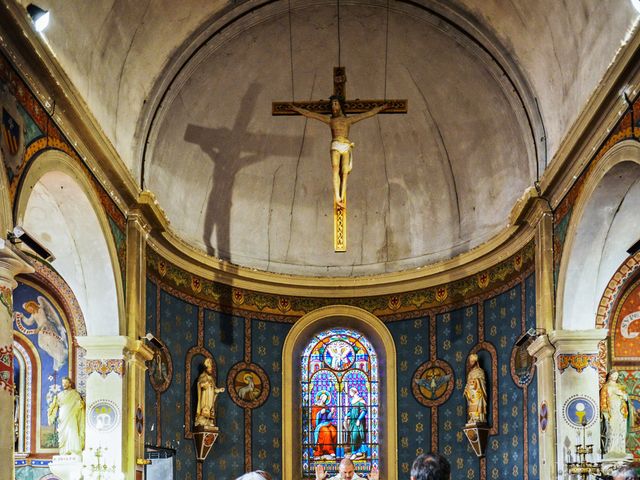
195;358;225;428
464;354;487;425
47;377;85;455
289;98;388;207
600;370;630;457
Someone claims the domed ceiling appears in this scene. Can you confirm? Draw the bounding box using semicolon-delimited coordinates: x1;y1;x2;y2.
144;0;539;275
15;0;639;276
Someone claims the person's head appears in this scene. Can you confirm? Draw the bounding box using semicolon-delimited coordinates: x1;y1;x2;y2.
349;387;358;397
23;301;39;314
316;391;328;405
338;458;356;480
204;358;214;373
468;353;478;366
235;471;271;480
61;377;73;390
608;370;620;382
613;466;638;480
410;452;451;480
330;95;345;117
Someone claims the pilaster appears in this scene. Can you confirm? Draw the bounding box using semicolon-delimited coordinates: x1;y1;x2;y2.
0;241;34;480
124;213;151;479
550;329;608;479
528;334;557;480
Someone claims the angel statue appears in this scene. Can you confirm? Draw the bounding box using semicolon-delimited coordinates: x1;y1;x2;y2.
14;296;68;371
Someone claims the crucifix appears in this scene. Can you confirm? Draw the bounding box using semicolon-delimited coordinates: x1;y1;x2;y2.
273;67;407;252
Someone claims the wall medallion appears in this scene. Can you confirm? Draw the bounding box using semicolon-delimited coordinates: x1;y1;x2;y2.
539;401;548;432
562;395;597;429
227;362;269;409
148;338;172;393
510;341;535;387
412;359;454;407
88;399;120;432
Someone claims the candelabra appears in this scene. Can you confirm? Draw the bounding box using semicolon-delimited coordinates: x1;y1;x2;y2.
83;447;117;480
566;421;601;479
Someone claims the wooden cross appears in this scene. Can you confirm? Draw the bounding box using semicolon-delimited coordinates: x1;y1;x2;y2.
273;67;407;252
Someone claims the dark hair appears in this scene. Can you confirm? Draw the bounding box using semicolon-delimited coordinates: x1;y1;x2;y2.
410;452;451;480
329;95;347;115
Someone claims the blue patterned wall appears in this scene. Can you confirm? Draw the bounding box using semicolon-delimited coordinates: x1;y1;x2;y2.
146;274;536;480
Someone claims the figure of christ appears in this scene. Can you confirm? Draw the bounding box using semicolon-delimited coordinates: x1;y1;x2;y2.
289;98;388;207
344;387;368;460
47;377;85;455
312;391;337;459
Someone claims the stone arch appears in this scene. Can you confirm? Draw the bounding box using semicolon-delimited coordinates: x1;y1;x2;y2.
282;305;397;480
14;149;123;335
557;140;640;330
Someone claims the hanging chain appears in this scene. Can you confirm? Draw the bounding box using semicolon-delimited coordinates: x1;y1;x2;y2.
288;0;295;101
337;0;342;67
384;0;390;100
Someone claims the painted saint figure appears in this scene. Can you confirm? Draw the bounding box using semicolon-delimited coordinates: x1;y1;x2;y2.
289;98;388;207
312;391;337;459
195;358;225;428
47;377;85;455
344;387;368;460
464;353;487;424
600;370;630;458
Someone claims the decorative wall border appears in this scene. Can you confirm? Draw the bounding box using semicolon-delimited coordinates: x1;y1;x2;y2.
556;354;599;374
147;242;534;324
83;359;124;378
596;251;640;328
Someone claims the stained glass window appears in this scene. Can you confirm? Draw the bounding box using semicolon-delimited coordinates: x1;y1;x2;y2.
301;328;379;478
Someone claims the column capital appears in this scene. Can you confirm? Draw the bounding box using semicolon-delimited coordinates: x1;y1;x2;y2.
76;335;154;361
549;328;608;353
527;334;555;361
0;241;34;287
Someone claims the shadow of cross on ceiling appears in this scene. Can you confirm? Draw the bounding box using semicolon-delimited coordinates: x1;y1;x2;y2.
184;82;299;260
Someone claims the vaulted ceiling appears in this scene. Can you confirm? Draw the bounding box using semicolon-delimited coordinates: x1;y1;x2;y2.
10;0;640;275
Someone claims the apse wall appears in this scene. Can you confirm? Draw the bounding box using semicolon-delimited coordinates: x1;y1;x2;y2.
144;243;537;480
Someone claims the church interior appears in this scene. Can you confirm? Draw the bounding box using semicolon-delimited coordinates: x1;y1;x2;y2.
1;1;640;479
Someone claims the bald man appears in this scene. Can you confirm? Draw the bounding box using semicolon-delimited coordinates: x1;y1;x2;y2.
315;459;379;480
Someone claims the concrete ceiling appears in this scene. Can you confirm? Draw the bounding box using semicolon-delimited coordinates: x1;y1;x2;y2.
15;0;640;276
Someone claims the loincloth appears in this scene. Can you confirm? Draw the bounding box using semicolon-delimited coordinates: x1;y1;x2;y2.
331;138;354;169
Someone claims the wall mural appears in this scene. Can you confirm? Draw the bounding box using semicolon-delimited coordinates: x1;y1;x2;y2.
13;281;71;450
610;271;640;459
145;251;537;480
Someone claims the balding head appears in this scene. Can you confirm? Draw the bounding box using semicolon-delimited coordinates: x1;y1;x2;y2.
338;458;356;479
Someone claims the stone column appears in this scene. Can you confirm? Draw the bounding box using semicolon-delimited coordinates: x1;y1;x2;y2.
123;212;152;480
0;242;34;480
550;329;608;479
528;335;557;479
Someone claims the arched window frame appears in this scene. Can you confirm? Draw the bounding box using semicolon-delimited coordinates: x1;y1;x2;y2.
283;306;397;480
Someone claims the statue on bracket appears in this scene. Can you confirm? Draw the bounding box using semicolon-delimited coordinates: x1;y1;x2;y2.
462;353;489;457
195;358;225;428
600;370;631;460
464;353;487;425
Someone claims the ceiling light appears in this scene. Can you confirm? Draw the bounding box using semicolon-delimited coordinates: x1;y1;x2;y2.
26;4;50;32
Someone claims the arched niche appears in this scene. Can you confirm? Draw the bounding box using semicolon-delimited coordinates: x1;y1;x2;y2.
14;150;123;335
282;305;397;480
557;140;640;330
